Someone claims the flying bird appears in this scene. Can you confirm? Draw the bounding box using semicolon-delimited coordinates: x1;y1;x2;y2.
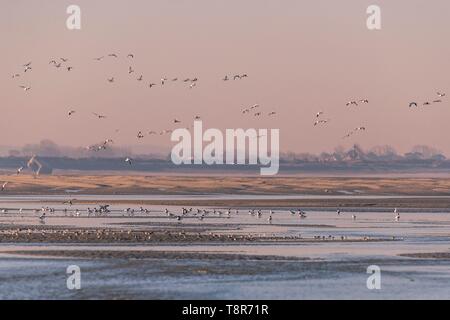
127;54;134;58
437;92;446;97
19;85;31;91
125;158;133;165
1;182;8;191
314;119;329;126
93;113;107;119
107;77;115;83
409;102;418;108
16;167;24;175
68;110;76;116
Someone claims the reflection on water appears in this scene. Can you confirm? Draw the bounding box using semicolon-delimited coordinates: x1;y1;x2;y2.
0;257;450;299
0;195;450;299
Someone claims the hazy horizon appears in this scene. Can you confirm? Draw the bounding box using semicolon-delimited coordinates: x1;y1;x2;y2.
2;0;450;155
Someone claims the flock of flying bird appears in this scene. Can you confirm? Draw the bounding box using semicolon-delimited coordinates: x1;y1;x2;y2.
8;52;448;170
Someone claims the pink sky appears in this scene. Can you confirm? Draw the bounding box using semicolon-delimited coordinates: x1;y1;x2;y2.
1;0;450;155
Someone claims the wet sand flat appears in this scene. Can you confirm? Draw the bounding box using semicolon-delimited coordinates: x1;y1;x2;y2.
2;175;450;196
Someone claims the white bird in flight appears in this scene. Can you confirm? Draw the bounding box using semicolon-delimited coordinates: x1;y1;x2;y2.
19;85;31;92
93;113;107;119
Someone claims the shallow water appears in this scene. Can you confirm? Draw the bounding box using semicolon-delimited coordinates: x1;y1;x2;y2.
0;195;450;299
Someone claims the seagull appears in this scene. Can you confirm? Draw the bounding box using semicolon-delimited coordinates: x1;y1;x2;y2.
189;83;197;89
314;119;329;126
19;85;31;91
346;101;358;107
94;56;104;61
149;83;157;88
172;78;178;82
137;75;143;81
174;119;181;124
49;60;57;65
423;101;431;106
23;62;32;67
24;66;32;72
12;74;20;78
128;66;134;74
250;104;260;110
223;75;229;81
254;112;262;117
93;113;106;119
161;77;168;85
67;66;73;71
268;111;277;116
359;99;369;104
437;92;446;97
137;131;144;139
16;167;24;175
433;99;442;103
194;116;201;120
148;131;157;135
127;54;134;58
125;158;133;165
352;214;357;220
68;110;76;116
409;102;418;108
1;182;8;191
107;77;115;83
316;111;324;118
108;53;118;58
60;58;68;62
